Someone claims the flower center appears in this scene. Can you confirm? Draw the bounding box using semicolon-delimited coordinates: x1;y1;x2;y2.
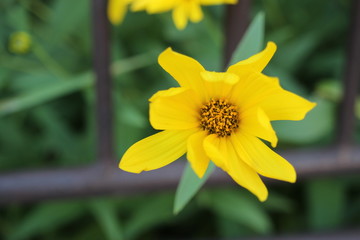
200;98;239;137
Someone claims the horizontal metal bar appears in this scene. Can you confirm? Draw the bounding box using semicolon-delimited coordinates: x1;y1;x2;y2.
246;230;360;240
0;146;360;205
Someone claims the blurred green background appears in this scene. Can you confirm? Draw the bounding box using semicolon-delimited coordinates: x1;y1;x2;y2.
1;0;360;239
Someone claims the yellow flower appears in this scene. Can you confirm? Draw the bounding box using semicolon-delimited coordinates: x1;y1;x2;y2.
119;42;316;201
108;0;133;25
131;0;237;30
8;32;32;54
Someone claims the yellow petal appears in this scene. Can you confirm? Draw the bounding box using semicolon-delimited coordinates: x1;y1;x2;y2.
143;0;177;13
158;48;207;99
187;131;210;178
239;107;278;147
130;0;149;11
203;134;228;171
229;71;316;121
108;0;129;25
149;87;202;130
120;129;196;173
200;0;237;5
200;71;238;99
188;1;203;23
229;72;276;111
172;4;188;30
228;42;277;73
227;142;269;202
260;90;317;121
149;87;182;102
204;134;268;201
232;132;296;183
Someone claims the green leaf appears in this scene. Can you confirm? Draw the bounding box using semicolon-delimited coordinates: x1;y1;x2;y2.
48;0;89;44
124;194;174;239
0;53;153;117
90;200;124;240
7;201;86;240
10;72;60;92
173;11;266;215
174;162;215;214
228;12;265;66
273;31;321;73
306;179;346;231
6;5;29;31
201;189;272;234
0;72;93;117
262;192;294;214
315;79;343;102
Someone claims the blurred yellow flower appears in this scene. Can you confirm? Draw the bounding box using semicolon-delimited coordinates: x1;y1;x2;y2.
108;0;237;29
8;32;32;54
108;0;133;25
132;0;237;29
119;42;316;201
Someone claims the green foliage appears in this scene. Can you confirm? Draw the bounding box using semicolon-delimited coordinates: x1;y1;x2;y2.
306;179;346;231
272;97;335;145
7;201;87;240
90;200;124;240
228;12;265;66
174;162;215;214
123;194;174;239
199;189;273;235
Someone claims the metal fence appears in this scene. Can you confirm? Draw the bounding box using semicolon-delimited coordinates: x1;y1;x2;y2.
0;0;360;238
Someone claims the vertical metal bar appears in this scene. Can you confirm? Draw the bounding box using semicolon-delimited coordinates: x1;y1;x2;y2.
224;0;251;67
337;0;360;147
92;0;114;163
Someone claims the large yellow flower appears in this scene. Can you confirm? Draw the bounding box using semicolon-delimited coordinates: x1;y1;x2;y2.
119;42;316;201
131;0;237;30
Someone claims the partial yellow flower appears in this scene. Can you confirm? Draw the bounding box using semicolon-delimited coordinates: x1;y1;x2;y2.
119;42;316;201
108;0;133;25
131;0;237;30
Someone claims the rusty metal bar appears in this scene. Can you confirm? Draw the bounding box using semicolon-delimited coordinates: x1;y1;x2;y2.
245;230;360;240
337;0;360;147
1;147;360;205
92;0;114;163
224;0;251;66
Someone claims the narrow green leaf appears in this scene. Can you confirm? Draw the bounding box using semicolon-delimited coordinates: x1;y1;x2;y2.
7;201;86;240
173;12;266;215
228;12;265;66
174;162;215;214
0;72;93;117
0;53;153;117
124;194;174;239
90;200;124;240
